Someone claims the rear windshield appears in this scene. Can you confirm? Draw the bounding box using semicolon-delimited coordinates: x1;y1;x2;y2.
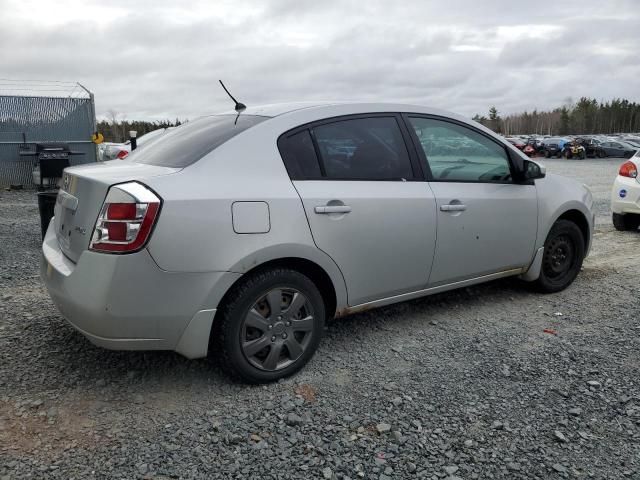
131;114;268;167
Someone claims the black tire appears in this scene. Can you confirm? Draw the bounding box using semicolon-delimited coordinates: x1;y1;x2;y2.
612;212;640;231
212;268;325;383
533;219;585;293
580;151;586;159
545;151;550;158
598;150;607;158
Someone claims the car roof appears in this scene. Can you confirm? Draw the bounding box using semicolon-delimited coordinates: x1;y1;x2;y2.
218;101;468;121
224;102;339;117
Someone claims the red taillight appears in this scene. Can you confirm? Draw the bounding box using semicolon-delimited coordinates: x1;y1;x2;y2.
619;161;638;178
107;203;137;220
116;150;129;159
103;221;128;241
89;183;161;253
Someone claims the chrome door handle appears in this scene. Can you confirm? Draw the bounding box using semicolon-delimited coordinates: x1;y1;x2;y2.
440;204;467;212
314;205;352;214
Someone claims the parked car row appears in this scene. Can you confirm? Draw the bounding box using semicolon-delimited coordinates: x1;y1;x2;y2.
504;134;640;160
507;132;640;232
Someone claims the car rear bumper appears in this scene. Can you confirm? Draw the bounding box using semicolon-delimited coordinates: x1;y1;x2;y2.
41;222;241;358
611;176;640;215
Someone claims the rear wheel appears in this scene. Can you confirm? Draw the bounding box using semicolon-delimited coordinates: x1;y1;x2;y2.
212;268;325;383
613;212;640;231
533;219;585;293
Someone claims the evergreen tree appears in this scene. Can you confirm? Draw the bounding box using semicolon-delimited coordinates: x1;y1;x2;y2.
488;106;502;133
559;107;570;135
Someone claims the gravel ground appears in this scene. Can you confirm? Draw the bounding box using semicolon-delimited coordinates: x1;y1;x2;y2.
1;158;639;479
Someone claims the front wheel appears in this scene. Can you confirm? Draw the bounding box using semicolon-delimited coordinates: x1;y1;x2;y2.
598;150;607;158
212;268;325;383
533;220;585;293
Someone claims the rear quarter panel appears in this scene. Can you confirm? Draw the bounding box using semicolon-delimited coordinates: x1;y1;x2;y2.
142;121;349;307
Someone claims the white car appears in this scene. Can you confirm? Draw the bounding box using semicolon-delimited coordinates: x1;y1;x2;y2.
99;128;172;161
611;155;640;230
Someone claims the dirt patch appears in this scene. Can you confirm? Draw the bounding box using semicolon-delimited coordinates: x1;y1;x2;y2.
0;398;107;458
294;383;317;402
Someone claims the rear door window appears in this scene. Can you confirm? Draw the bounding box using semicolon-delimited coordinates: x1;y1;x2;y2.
312;117;414;180
131;114;267;168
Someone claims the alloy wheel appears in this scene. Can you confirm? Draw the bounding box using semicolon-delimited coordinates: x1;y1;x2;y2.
240;288;315;371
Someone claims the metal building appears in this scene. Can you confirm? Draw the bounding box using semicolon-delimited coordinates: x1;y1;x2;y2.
0;80;97;187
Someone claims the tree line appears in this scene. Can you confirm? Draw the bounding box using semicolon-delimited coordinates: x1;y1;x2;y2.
97;111;182;142
472;98;640;136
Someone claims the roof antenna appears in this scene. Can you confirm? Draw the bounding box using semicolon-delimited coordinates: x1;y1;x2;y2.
219;80;246;113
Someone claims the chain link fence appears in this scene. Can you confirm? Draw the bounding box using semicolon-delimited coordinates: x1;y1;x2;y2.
0;84;97;187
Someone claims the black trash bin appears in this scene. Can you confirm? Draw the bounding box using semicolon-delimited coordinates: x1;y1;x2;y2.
37;191;58;240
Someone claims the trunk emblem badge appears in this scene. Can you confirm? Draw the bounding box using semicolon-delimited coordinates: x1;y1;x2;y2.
74;226;86;235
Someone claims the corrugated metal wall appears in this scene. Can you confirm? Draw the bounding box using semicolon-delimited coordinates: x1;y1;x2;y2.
0;95;97;187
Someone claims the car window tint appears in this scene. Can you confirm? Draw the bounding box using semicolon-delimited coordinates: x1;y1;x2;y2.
132;114;268;168
278;129;322;179
408;117;512;183
312;117;413;180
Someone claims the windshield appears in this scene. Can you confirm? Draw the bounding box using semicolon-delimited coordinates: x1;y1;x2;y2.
131;114;268;167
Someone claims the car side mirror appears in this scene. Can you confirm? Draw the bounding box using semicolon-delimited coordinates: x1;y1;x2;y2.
523;159;545;180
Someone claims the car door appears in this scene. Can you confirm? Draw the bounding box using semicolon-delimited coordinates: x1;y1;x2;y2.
604;142;619;156
606;142;617;156
278;115;437;306
612;142;628;157
404;115;538;286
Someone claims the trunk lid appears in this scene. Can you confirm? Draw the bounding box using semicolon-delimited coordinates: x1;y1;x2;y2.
53;161;178;263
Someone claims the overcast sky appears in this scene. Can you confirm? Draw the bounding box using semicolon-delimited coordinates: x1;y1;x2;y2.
1;0;638;121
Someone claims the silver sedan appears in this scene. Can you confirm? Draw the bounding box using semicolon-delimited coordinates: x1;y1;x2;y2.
42;103;594;382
